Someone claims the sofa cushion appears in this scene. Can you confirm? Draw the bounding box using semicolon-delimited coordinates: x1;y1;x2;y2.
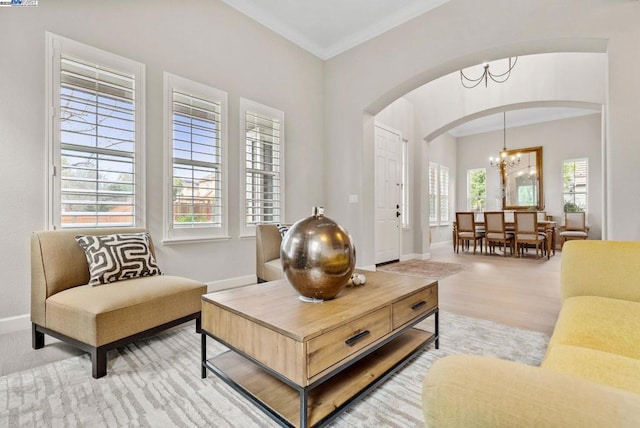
543;344;640;395
548;296;640;360
75;232;162;286
45;275;206;346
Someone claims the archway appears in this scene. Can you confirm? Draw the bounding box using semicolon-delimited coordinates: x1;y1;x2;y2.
365;48;607;263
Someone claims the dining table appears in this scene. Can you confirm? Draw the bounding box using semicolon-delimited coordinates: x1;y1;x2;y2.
452;218;557;259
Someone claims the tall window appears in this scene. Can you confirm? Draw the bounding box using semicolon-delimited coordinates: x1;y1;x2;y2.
439;165;450;224
240;98;284;236
467;168;486;211
401;138;409;228
164;73;228;241
429;162;450;226
46;33;145;229
429;162;438;225
563;158;588;213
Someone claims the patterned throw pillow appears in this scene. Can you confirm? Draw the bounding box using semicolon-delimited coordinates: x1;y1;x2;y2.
75;232;162;286
276;224;290;238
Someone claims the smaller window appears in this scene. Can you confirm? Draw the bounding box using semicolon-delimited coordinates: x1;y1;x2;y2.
563;158;588;213
163;73;228;242
429;162;450;226
401;138;409;228
429;162;438;225
439;165;450;224
240;98;285;237
467;168;486;211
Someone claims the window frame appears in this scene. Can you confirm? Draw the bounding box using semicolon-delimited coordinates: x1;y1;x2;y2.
562;157;588;213
239;98;285;237
467;168;487;211
429;162;450;227
401;138;410;229
162;73;229;243
45;32;146;230
429;162;438;226
439;165;450;225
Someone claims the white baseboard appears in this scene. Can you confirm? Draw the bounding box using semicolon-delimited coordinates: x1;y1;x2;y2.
358;265;377;272
430;240;454;248
0;313;30;335
206;274;256;293
400;253;431;261
0;275;257;337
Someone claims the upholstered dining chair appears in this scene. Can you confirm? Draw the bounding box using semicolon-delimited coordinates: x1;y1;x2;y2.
559;212;589;248
484;211;514;256
514;211;547;259
455;212;484;254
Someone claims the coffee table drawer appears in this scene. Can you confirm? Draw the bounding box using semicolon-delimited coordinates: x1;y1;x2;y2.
307;307;391;378
392;286;438;329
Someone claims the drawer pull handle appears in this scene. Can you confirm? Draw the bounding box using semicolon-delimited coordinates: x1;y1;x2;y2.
411;300;427;310
345;330;370;346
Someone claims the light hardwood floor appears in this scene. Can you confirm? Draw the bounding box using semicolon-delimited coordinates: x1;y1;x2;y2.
429;241;561;336
0;243;561;377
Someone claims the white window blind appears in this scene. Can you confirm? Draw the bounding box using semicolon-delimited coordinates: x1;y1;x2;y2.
241;99;284;234
439;165;450;224
401;139;409;228
163;73;228;242
429;162;438;224
47;34;144;230
53;44;143;229
172;92;222;226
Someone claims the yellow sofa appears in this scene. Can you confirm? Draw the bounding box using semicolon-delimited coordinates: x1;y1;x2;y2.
31;228;207;378
422;240;640;427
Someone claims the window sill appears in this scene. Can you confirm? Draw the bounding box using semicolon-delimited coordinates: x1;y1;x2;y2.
161;235;232;245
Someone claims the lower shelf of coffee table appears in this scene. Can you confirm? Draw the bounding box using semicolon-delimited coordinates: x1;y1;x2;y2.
206;327;435;427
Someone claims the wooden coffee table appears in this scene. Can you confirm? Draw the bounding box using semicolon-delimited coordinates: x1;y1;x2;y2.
200;270;438;427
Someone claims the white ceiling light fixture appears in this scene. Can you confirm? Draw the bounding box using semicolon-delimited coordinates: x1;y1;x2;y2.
461;57;518;89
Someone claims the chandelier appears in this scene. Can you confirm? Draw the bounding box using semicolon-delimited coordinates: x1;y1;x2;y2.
489;112;520;170
460;57;518;89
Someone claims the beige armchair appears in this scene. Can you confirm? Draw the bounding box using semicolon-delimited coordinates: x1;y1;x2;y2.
31;228;207;378
559;211;589;248
256;224;285;282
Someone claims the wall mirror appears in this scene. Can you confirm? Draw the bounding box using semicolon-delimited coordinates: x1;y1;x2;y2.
502;146;543;210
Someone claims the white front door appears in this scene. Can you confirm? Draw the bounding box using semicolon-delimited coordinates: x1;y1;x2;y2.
374;124;402;264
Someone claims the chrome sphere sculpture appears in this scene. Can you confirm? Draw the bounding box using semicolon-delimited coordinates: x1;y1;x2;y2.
281;207;356;302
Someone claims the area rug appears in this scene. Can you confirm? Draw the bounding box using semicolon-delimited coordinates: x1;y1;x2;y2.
376;259;470;281
0;312;548;427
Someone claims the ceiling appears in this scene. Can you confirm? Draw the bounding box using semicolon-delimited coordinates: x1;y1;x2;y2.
448;108;600;138
221;0;450;60
222;1;602;137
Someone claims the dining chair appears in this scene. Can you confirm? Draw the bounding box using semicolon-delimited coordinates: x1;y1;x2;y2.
455;212;484;254
484;211;514;256
514;211;547;259
559;212;588;248
503;210;515;232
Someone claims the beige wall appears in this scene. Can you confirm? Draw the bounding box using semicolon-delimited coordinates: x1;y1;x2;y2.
0;0;324;320
324;0;640;267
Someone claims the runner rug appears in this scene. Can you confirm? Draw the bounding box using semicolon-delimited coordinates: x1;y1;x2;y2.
376;259;470;281
0;312;548;427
